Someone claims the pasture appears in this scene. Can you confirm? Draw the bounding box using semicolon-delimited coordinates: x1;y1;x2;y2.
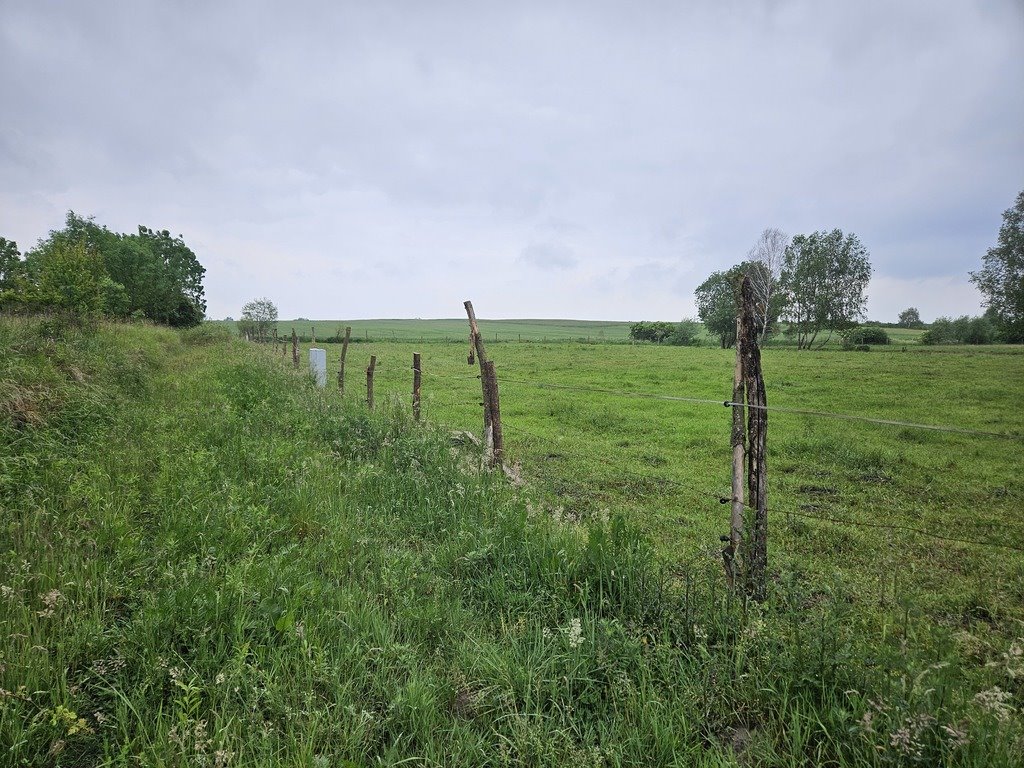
293;336;1024;628
2;317;1020;765
216;317;927;346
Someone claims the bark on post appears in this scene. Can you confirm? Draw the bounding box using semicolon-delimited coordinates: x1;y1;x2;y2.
482;361;504;468
366;355;376;410
338;326;351;393
464;300;492;451
740;276;769;601
412;352;422;422
291;329;299;368
725;315;745;590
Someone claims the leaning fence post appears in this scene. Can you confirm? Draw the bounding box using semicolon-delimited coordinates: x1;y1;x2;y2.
338;326;351;393
740;276;769;601
292;328;299;368
412;352;422;421
464;300;492;452
366;355;376;410
482;360;504;468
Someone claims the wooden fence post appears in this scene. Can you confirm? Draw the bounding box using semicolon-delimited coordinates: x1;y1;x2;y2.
312;326;316;345
725;314;745;590
482;361;504;467
739;276;768;600
338;326;351;393
412;352;422;422
366;355;376;410
464;300;493;452
292;329;298;368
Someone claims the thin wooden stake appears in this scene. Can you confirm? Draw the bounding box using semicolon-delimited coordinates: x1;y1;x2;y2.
312;326;316;345
366;355;376;410
464;300;492;450
412;352;422;421
338;326;351;393
292;328;298;368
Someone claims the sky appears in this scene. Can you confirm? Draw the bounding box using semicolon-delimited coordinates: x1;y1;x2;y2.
1;0;1022;323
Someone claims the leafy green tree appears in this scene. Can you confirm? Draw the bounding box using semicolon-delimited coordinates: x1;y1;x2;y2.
28;212;207;327
971;189;1024;343
695;261;780;349
33;240;107;319
0;237;27;307
897;307;923;328
779;230;872;349
239;297;279;342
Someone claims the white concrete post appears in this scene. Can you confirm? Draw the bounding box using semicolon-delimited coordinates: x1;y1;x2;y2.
309;348;327;388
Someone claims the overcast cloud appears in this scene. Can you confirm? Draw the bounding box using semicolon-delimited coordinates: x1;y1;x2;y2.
1;0;1022;322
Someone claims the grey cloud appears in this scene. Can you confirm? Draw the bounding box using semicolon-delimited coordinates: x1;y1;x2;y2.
1;0;1021;321
519;243;577;271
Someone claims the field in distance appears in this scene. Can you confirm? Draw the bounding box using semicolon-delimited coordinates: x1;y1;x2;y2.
214;317;926;345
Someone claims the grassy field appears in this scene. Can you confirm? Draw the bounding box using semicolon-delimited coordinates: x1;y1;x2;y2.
214;318;927;346
1;318;1020;765
289;338;1024;624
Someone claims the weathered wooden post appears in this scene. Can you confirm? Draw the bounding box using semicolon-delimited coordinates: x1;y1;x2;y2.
412;352;422;422
311;326;316;345
338;326;351;393
366;355;376;410
739;276;768;600
482;360;504;467
291;328;299;368
724;314;745;590
464;300;492;450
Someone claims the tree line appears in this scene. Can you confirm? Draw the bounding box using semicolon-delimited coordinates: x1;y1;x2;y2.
633;189;1023;348
0;212;206;327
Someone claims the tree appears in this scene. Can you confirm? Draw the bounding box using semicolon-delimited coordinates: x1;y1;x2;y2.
239;297;278;342
33;240;107;320
971;189;1024;343
779;230;872;349
897;307;923;328
694;262;776;348
0;237;26;307
746;228;787;343
25;212;207;327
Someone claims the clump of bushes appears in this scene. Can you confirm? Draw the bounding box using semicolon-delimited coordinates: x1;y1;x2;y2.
629;319;703;346
922;315;996;345
841;325;890;348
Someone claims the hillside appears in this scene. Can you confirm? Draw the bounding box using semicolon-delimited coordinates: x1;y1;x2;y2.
0;319;1020;766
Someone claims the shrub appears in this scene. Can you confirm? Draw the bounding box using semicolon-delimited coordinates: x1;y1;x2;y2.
841;326;889;347
666;319;702;346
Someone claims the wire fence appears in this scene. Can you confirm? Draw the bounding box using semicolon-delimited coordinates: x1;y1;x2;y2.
272;341;1024;558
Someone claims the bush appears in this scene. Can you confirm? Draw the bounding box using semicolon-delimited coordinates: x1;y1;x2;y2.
629;321;676;343
841;326;889;347
666;319;702;346
921;315;995;345
180;323;232;346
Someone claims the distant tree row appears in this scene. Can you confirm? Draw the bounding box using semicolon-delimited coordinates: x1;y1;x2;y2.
0;212;206;327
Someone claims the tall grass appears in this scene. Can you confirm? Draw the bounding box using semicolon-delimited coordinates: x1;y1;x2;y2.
0;319;1020;765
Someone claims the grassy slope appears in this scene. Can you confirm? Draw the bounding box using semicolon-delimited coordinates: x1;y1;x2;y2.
1;320;1021;766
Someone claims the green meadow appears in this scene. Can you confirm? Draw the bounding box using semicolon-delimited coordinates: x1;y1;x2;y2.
1;318;1020;766
215;318;926;346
